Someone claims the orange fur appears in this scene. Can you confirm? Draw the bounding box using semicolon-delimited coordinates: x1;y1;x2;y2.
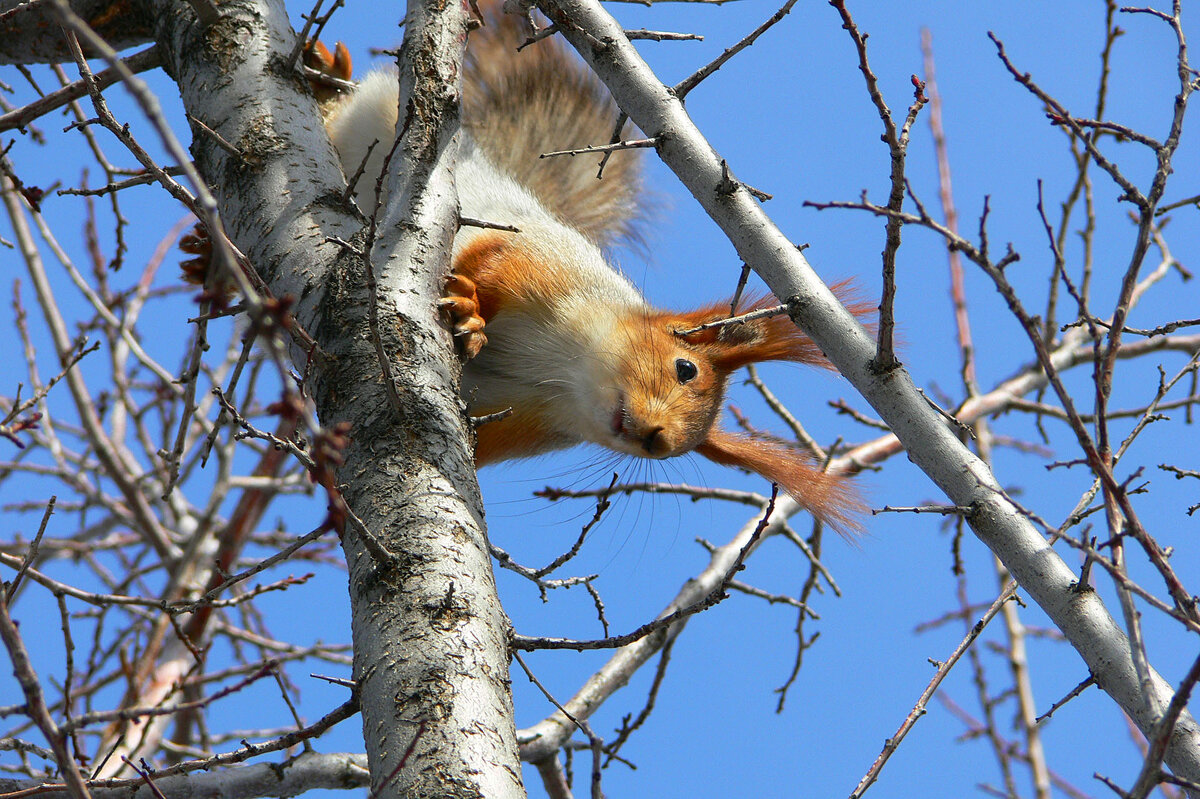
303;41;352;105
658;280;871;372
449;236;872;535
697;430;865;537
451;232;579;324
475;408;566;465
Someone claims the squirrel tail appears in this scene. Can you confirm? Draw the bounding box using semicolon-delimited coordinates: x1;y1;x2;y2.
463;10;648;250
696;429;866;539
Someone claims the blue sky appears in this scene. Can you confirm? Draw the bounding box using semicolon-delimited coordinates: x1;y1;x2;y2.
2;1;1198;798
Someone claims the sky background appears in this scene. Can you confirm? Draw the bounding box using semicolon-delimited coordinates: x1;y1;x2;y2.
2;1;1199;798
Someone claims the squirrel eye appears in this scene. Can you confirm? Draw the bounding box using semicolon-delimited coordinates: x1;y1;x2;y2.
675;358;699;384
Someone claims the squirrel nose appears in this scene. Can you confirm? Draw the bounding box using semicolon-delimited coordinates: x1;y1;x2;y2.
640;426;665;456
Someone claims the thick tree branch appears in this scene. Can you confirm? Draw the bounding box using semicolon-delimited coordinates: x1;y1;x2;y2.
327;0;525;795
0;0;155;64
140;0;521;795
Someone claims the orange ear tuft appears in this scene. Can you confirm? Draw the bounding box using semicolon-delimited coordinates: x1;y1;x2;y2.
695;428;865;539
666;280;875;374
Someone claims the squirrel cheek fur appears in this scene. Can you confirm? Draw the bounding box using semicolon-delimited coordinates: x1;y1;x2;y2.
313;14;869;534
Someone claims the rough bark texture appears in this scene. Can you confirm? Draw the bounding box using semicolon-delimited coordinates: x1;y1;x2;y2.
326;0;526;793
537;0;1200;784
0;0;157;63
0;753;371;799
146;0;524;795
147;0;358;323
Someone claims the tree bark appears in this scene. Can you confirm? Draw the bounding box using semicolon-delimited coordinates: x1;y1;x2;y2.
0;0;156;63
328;0;526;794
0;752;371;799
146;0;525;795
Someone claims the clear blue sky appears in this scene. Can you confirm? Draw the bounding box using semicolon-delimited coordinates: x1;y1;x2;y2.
2;1;1197;798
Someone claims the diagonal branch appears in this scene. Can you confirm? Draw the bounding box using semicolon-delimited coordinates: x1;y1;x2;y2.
536;0;1200;784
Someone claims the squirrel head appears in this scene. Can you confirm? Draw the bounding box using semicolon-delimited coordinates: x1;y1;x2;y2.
601;288;868;534
602;315;727;460
605;292;846;460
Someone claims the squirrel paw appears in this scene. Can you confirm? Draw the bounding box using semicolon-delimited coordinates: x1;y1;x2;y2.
303;40;353;104
439;273;488;360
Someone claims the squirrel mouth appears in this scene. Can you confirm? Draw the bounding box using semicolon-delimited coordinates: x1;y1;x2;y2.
611;397;626;438
610;396;668;456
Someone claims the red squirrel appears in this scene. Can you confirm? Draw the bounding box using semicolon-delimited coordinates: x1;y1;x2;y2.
310;15;867;533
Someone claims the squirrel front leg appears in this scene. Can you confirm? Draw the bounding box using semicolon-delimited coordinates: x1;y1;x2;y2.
442;232;590;464
441;254;564;466
438;230;552;360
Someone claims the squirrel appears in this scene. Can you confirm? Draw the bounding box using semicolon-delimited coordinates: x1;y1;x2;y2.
302;14;868;533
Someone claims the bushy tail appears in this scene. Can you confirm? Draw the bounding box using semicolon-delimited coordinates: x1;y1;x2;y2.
697;429;866;539
463;9;647;249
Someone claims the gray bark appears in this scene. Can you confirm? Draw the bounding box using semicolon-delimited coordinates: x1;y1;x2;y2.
0;753;371;799
334;0;526;795
537;0;1200;785
0;0;157;63
145;0;524;795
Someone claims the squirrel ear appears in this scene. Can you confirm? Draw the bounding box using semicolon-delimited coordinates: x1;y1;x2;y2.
671;280;873;373
695;428;865;539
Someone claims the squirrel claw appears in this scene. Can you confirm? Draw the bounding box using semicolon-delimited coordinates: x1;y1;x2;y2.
440;274;487;360
457;328;488;360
